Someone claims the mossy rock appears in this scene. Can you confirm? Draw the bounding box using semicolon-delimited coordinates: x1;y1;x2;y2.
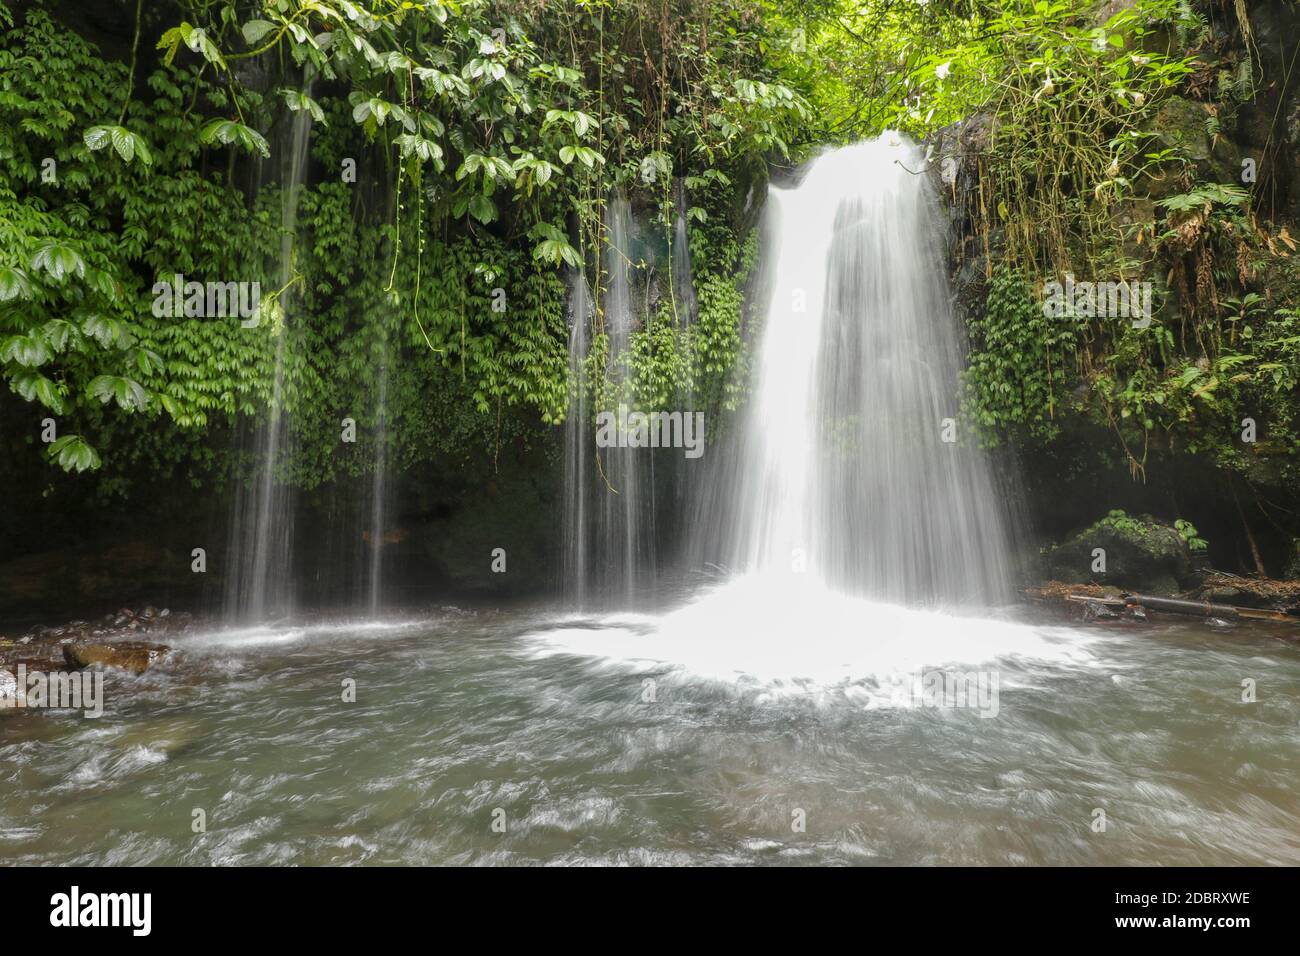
1152;97;1211;160
1046;512;1194;595
1137;96;1212;199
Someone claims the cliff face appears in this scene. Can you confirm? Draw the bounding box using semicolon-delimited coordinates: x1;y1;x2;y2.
931;0;1300;579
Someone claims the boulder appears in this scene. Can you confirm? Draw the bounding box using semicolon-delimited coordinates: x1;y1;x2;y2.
1046;512;1194;594
63;641;169;675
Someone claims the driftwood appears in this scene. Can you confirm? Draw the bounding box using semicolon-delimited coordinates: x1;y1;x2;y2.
1066;592;1300;624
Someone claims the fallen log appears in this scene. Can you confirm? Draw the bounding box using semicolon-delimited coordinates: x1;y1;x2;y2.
1066;592;1300;624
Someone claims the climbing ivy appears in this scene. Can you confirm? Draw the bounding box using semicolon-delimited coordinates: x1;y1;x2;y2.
0;0;807;491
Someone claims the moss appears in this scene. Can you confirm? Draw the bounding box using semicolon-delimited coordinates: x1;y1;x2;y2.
1046;510;1201;594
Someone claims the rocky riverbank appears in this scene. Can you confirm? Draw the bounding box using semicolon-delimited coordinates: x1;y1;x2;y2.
0;605;185;689
1026;574;1300;628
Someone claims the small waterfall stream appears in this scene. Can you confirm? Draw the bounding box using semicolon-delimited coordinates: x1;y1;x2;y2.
561;271;594;608
598;196;654;603
367;344;389;616
223;78;314;624
670;178;697;327
560;198;660;608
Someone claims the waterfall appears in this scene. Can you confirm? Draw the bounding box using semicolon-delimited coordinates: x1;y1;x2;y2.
598;195;654;604
697;135;1014;607
367;343;389;616
560;197;662;608
223;77;314;624
561;271;593;608
670;178;697;326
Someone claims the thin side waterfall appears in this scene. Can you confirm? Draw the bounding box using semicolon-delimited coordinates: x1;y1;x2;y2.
667;178;700;560
670;177;697;326
224;79;314;624
561;271;593;607
599;196;647;603
697;135;1014;607
367;346;389;616
560;198;663;608
598;196;660;604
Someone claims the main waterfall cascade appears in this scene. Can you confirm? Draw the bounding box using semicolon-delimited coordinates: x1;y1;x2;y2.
560;135;1015;612
689;134;1016;607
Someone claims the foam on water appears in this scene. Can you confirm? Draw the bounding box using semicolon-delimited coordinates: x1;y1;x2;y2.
526;575;1096;693
175;617;430;653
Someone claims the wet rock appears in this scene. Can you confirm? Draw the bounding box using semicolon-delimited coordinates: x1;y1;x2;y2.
1133;96;1214;199
1046;513;1193;595
1082;600;1123;622
63;641;169;675
928;112;1002;329
1152;97;1210;160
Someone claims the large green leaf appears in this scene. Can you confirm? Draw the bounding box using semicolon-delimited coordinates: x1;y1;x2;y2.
81;314;132;349
29;242;85;282
84;125;154;166
0;266;31;301
241;19;277;46
47;435;101;473
11;371;63;412
0;333;51;367
199;119;271;158
88;374;149;411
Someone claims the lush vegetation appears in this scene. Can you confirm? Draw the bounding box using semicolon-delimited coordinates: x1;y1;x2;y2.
932;0;1300;500
1;0;1297;572
1;0;812;495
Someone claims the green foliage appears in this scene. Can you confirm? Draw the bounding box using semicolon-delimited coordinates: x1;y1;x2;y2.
1087;509;1208;553
1173;517;1208;552
0;0;801;489
83;125;154;166
963;267;1082;444
3;0;1294;524
1099;508;1149;537
904;0;1197;279
921;1;1299;494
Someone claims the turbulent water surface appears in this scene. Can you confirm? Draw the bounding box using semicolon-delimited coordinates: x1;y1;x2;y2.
2;591;1297;865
